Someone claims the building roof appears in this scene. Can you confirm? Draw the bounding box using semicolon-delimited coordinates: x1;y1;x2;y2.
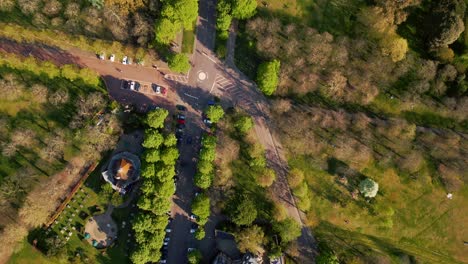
115;159;132;180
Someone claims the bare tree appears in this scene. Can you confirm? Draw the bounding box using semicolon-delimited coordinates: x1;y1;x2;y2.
48;89;69;105
30;84;48;103
17;0;41;15
42;0;62;17
64;2;81;18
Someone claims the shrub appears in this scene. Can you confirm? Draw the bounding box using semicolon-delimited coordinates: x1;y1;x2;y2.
256;59;281;96
359;178;379;198
168;53;191;74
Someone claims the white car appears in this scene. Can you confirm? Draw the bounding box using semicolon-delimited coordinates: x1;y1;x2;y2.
189;214;197;221
163;241;169;246
122;56;128;64
160;260;167;264
165;228;172;233
99;53;105;60
187;248;195;252
130;81;135;90
203;118;212;124
190;229;196;233
110;54;115;62
164;237;170;242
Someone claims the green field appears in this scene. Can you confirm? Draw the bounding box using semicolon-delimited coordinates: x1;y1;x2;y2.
182;25;196;54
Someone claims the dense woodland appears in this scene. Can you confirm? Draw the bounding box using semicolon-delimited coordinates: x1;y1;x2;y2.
234;0;468;263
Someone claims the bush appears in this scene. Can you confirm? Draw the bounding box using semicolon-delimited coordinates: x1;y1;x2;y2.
359;178;379;198
205;105;225;123
256;168;276;187
287;168;304;188
234;116;253;134
195;228;206;240
168;53;191;74
273;218;301;243
188;249;202;264
230;197;257;226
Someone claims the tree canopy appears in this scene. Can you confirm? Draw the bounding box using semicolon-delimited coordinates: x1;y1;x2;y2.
231;0;257;20
205;105;225;123
427;0;466;49
231;197;257;226
191;193;211;222
359;178;379;198
273;218;301;243
235;225;265;254
142;131;164;149
146;109;169;129
256;59;281;96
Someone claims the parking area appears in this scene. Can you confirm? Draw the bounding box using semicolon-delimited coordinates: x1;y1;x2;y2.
120;79;169;97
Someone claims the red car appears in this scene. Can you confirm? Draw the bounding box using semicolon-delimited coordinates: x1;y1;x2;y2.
177;119;185;124
161;87;168;96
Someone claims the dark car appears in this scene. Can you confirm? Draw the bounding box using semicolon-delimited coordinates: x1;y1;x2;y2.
122;80;130;89
186;136;192;144
134;82;141;91
176;105;187;111
148;105;159;111
208;100;215;106
176;123;186;129
177;114;186;120
151;83;161;93
176;131;183;139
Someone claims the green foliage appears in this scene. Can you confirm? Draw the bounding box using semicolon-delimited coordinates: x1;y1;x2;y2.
230;197;257;226
198;160;214;175
168;53;191;74
273;218;301;243
141;162;156;178
205;105;225;123
199;147;216;162
155;18;181;44
143;149;160;163
359;178;379;198
133;214;168;234
86;0;103;8
142;130;164;149
156;165;176;182
188;249;202;264
160;147;179;165
234;116;254;134
195;228;206;240
146;109;169;129
194;172;213;189
154;180;176;198
202;135;217;149
191;193;211;223
131;245;161;264
164;134;178;147
256;167;276;187
162;0;198;29
231;0;257;20
256;59;280;96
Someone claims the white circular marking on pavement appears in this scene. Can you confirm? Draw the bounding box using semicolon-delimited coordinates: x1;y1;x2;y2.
197;71;207;81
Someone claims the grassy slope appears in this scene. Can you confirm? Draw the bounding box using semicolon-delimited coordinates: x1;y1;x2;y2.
253;0;468;262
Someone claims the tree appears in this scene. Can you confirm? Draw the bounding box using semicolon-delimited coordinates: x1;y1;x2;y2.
231;0;257;19
146;108;169;129
164;134;178;147
0;0;15;12
191;194;211;222
287;169;304;188
256;168;276;187
42;0;62;17
188;249;202;264
235;225;264;254
155;18;180;44
194;172;213;189
133;213;168;234
160;147;179;165
199;147;216;162
359;178;379;198
202;136;217;149
197;160;214;175
142;131;164;149
234;116;253;134
168;53;191;73
205;105;224;123
256;60;280;96
143;149;160;163
141;163;155;178
231;197;257;226
155;180;176;198
427;0;466;49
163;0;199;29
273;218;301;243
195;228;205;240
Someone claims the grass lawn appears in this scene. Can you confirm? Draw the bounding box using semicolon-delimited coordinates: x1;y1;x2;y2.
289;155;468;263
182;25;196;54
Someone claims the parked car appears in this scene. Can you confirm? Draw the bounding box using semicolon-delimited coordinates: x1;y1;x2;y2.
176;123;186;129
186;136;192;144
110;54;115;62
165;228;172;233
176;105;187;111
189;214;197;221
99;53;105;60
161;87;168;96
208;100;215;106
176;131;183;139
122;80;130;89
177;114;186;120
152;84;161;94
148;105;159;111
130;81;135;90
176;128;183;133
164;237;170;242
134;82;141;91
188;248;195;253
177;119;186;125
122;56;128;64
160;259;167;264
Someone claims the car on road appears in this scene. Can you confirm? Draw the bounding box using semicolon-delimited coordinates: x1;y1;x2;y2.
176;123;186;129
186;136;192;144
176;105;187;111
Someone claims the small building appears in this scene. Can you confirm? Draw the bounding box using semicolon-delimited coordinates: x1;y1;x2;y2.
102;152;140;194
